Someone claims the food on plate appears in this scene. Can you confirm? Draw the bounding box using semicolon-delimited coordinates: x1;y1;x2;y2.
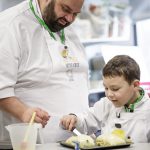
112;129;132;143
96;129;132;146
78;134;95;148
66;135;78;146
65;129;132;148
96;134;126;146
65;134;95;148
111;128;126;140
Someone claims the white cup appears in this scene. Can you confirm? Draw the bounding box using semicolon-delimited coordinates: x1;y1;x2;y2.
5;123;40;150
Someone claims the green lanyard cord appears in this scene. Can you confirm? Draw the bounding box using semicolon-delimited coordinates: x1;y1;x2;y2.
29;0;65;44
124;88;145;112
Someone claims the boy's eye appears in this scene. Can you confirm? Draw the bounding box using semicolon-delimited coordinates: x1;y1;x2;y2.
112;88;119;91
105;87;108;91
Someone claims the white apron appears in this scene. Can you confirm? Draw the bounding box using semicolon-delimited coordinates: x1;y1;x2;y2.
0;0;89;143
0;31;89;143
36;28;89;143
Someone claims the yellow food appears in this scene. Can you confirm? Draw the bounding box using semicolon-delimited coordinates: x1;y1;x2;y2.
96;129;132;146
78;134;95;148
96;134;126;146
65;129;132;148
111;129;126;140
66;136;78;146
65;134;95;148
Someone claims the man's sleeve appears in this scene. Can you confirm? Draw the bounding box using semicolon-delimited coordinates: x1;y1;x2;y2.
0;26;20;99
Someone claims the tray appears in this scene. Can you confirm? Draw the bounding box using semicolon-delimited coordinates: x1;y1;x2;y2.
60;141;131;150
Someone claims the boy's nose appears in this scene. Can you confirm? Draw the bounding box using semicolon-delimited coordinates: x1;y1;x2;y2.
107;91;114;99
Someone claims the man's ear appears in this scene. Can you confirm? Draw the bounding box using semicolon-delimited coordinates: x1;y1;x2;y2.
133;79;140;88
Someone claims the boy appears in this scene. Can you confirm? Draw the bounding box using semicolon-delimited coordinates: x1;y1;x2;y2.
60;55;150;143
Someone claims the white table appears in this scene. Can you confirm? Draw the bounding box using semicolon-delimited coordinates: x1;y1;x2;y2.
36;143;150;150
1;142;149;150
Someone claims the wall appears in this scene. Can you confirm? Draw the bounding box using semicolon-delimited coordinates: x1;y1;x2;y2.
136;19;150;74
0;0;23;11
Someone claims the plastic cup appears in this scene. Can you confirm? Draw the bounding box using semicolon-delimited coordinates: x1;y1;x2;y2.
5;123;39;150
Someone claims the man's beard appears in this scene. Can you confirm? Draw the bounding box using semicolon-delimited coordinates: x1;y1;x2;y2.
43;0;71;32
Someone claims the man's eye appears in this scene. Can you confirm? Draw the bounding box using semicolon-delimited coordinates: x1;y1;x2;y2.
73;13;78;17
62;6;70;13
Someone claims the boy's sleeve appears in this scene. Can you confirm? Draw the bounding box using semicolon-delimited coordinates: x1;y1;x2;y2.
75;98;109;135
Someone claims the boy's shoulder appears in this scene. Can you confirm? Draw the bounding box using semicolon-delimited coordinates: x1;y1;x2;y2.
94;97;114;110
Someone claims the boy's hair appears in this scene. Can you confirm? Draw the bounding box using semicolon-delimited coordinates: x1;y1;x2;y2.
102;55;140;84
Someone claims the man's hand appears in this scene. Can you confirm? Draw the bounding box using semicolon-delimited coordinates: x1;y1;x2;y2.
60;114;77;131
0;97;50;127
21;107;50;127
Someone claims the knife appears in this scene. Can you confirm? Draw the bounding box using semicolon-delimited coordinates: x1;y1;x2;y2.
72;128;82;136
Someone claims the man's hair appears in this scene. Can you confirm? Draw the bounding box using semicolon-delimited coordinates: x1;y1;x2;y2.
102;55;140;84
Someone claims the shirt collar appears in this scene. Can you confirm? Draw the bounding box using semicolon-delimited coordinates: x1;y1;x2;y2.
30;0;43;19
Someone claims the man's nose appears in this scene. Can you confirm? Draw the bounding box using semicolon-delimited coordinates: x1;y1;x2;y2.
65;14;75;23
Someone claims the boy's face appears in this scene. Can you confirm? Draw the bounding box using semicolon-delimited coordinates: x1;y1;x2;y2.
103;76;138;107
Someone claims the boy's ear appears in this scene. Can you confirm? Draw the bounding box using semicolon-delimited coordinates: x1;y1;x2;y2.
133;80;140;88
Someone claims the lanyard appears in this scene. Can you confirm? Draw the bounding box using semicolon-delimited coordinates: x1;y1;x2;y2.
29;0;65;44
124;88;144;112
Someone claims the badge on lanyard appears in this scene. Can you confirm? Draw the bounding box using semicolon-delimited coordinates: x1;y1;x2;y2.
61;46;69;58
29;0;80;82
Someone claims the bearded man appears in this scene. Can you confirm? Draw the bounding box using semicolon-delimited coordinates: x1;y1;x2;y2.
0;0;89;145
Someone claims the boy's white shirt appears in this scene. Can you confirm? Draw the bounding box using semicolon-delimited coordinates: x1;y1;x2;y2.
76;91;150;143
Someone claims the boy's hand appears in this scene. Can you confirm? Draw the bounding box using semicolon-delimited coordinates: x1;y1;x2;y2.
60;114;77;131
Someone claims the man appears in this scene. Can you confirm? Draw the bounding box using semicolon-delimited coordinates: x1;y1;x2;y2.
0;0;89;143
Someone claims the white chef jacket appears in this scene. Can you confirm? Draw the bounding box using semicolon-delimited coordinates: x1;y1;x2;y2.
76;91;150;143
0;0;89;143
